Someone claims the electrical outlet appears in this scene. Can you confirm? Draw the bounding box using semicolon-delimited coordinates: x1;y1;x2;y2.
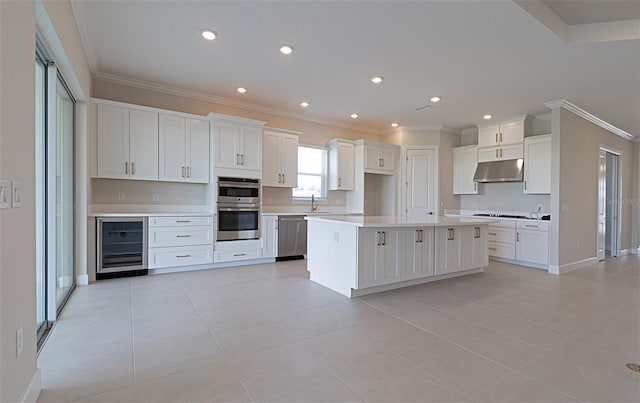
152;194;159;202
16;326;23;357
117;192;125;201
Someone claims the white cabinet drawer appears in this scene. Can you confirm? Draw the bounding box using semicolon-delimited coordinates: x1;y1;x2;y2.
517;221;548;231
487;227;515;243
148;216;213;227
148;227;213;247
489;220;516;229
148;245;213;268
488;241;515;259
214;248;262;263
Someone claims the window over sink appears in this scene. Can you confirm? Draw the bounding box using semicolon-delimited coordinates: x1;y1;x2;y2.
293;145;327;200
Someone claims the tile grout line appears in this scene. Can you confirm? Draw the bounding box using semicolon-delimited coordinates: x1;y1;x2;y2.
130;278;137;385
177;273;256;403
357;298;584;402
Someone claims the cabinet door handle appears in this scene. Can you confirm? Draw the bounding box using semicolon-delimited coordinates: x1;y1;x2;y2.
416;229;420;243
500;148;503;158
282;173;285;183
176;255;192;258
125;162;129;174
382;231;386;246
176;235;192;238
181;166;185;177
131;162;136;175
235;154;239;165
338;178;342;187
187;167;191;178
376;231;381;246
474;182;477;191
500;132;503;142
381;158;384;167
516;232;520;242
495;133;498;143
524;180;527;190
474;227;480;238
496;149;499;158
448;228;455;241
241;154;245;165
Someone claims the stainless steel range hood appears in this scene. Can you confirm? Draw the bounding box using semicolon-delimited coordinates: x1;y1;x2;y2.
473;159;524;183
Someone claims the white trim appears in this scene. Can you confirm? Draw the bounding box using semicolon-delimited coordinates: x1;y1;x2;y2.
489;256;548;271
619;249;631;256
76;274;89;286
476;114;530;129
544;99;635;141
90;97;208;121
264;127;302;136
93;72;382;135
548;256;599;275
20;368;41;403
534;113;552;121
599;145;624;259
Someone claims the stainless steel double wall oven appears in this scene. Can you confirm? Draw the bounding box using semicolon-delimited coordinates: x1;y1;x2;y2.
217;177;260;241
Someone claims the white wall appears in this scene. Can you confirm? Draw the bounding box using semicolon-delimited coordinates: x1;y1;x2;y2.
91;179;208;206
554;107;634;268
0;2;37;401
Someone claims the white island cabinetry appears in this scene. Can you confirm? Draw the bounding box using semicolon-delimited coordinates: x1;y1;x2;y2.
307;216;492;297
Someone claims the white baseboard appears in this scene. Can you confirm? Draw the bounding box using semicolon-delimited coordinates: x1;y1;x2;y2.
20;368;41;403
619;249;631;256
548;256;599;275
76;274;89;286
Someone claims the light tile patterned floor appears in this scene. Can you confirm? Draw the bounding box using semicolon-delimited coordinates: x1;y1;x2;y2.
38;256;640;402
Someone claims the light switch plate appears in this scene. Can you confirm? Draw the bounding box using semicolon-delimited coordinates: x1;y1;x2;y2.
0;181;9;209
11;182;22;208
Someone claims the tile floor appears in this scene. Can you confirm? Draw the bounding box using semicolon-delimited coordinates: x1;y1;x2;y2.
38;256;640;402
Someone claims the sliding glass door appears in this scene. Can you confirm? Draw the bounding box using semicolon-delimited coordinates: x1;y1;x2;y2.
36;43;76;347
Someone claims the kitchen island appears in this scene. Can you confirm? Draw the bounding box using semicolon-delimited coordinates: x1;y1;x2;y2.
306;215;495;297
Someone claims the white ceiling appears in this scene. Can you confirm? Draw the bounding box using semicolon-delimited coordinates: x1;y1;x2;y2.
71;0;640;137
542;0;640;25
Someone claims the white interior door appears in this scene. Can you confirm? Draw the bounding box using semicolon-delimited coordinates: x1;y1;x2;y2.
597;149;606;261
405;148;436;216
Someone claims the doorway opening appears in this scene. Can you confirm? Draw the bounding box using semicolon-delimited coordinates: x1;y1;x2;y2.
597;148;621;261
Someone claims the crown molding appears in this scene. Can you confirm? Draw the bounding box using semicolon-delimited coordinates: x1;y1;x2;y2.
69;0;99;77
534;112;552;121
544;99;635;141
93;72;383;135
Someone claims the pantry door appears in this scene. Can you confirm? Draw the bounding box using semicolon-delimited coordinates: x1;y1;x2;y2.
404;147;437;217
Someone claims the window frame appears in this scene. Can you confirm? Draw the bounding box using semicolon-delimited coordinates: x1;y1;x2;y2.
292;144;328;202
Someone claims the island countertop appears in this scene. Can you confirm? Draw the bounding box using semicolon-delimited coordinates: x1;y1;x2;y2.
305;215;497;227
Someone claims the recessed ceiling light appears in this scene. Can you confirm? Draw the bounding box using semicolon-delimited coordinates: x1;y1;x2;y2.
300;101;309;108
280;45;294;55
483;114;493;120
371;76;383;84
391;123;399;128
430;96;441;103
350;113;359;119
201;29;217;40
236;87;247;94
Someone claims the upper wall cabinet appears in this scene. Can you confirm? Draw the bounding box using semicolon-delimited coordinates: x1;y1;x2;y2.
158;114;210;184
357;139;399;175
97;103;159;181
263;128;299;188
477;115;530;148
523;134;551;194
210;114;265;172
453;145;478;194
328;139;355;190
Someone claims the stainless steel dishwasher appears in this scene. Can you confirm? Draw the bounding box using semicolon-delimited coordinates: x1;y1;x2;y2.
277;215;307;259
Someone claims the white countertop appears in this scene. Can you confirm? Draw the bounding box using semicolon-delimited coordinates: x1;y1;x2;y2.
89;212;214;217
305;215;497;227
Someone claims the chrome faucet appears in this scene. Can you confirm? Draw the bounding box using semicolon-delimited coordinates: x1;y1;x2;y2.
311;194;318;212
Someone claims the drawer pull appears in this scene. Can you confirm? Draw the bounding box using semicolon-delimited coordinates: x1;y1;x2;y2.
176;235;192;238
176;254;192;258
175;220;191;223
488;232;497;235
525;224;538;228
488;247;497;251
233;253;247;257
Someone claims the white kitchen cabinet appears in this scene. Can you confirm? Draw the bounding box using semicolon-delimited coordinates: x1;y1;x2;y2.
515;221;549;265
477;116;529;148
363;141;397;174
403;227;434;280
487;220;516;259
97;104;159;181
462;225;488;270
261;215;279;258
328;139;355;190
477;143;524;162
453;145;479;194
358;228;402;288
523;134;551;194
159;115;210;183
212;118;263;171
147;215;214;269
262;129;299;187
435;226;464;275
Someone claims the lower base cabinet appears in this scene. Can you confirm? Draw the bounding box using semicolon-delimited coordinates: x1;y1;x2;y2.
358;225;487;288
435;226;487;275
262;215;279;258
147;216;214;269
